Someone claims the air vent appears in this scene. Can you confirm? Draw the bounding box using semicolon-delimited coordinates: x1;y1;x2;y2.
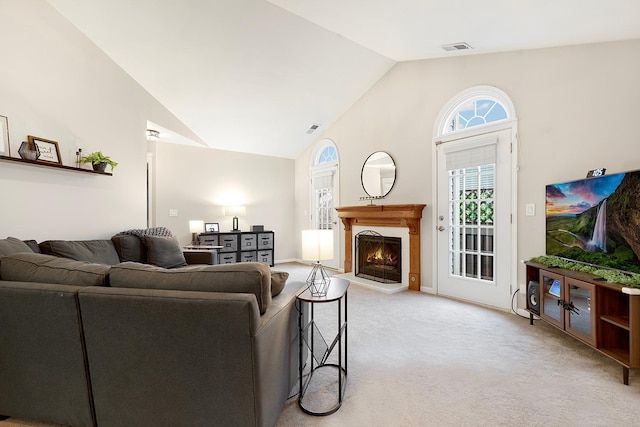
306;124;321;135
441;42;473;52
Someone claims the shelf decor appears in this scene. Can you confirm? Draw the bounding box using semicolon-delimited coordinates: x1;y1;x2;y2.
80;151;118;172
28;135;62;165
18;140;40;161
0;115;9;156
529;255;640;287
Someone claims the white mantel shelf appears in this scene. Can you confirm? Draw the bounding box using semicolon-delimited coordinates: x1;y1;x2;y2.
335;204;426;291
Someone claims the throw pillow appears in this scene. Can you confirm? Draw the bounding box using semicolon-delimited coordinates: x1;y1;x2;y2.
0;237;35;256
111;234;146;263
271;271;289;297
143;235;187;268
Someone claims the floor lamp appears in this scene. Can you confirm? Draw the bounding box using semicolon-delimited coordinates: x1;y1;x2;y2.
302;229;334;296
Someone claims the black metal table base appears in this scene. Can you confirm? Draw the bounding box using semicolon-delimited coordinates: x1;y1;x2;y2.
297;278;349;416
299;364;347;416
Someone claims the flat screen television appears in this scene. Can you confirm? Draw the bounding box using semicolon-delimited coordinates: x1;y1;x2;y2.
545;169;640;274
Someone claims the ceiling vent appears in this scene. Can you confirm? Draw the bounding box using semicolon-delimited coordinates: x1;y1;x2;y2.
441;42;473;52
306;124;321;135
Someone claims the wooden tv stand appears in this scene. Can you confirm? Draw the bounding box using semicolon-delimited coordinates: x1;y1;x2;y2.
525;261;640;384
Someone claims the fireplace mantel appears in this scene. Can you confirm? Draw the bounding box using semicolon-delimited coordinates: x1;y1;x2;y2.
336;204;426;291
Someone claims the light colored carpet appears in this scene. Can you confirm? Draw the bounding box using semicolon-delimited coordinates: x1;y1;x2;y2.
3;262;640;427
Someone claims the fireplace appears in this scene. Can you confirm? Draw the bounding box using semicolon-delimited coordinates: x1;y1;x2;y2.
356;231;402;283
336;204;426;291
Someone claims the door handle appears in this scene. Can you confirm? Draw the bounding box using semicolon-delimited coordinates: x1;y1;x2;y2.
437;226;446;232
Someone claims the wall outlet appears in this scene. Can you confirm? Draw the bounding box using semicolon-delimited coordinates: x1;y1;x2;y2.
169;209;178;217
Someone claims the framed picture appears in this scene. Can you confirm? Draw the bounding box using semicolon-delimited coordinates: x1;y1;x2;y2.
0;115;9;156
205;222;219;232
28;135;62;164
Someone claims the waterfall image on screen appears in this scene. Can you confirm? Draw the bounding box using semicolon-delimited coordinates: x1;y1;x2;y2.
545;170;640;273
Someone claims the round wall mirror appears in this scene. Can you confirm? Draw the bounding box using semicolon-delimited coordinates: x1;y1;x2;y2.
361;151;396;198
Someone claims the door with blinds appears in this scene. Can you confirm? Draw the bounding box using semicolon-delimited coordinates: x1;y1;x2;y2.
436;129;512;309
311;167;340;269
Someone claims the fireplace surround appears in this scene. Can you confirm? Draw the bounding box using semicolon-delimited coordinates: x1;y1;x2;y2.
336;204;426;291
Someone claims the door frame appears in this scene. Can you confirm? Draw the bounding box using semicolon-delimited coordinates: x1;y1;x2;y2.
431;120;519;307
309;139;341;271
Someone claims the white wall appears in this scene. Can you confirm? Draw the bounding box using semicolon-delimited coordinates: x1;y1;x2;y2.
295;39;640;292
152;142;296;260
0;1;204;241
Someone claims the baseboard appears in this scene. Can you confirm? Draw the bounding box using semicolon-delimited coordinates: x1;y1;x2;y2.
274;258;299;265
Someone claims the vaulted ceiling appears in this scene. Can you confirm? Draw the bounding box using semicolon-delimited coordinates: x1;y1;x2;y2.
47;0;640;159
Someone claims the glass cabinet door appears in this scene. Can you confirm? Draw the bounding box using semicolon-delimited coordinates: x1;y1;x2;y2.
540;271;564;329
565;278;596;346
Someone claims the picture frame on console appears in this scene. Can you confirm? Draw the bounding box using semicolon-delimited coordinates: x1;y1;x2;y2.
0;115;9;156
28;135;61;164
205;222;219;232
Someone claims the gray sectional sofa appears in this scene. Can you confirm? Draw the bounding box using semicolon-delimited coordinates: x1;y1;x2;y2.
0;232;305;427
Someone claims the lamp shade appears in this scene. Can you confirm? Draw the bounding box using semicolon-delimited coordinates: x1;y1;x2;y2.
302;229;334;261
189;220;204;233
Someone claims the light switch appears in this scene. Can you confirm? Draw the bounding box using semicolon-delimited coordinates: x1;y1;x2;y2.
169;209;178;217
525;204;535;216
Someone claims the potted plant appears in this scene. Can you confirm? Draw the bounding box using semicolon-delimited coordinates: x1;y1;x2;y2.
81;151;118;172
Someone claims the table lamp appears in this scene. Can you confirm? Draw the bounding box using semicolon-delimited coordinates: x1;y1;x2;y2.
189;220;204;246
302;229;334;296
225;206;246;231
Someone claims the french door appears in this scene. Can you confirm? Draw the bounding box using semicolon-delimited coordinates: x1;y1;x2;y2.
311;165;340;269
436;128;512;309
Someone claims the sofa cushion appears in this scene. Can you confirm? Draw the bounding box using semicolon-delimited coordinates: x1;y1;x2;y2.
142;236;187;268
39;240;121;265
109;261;272;314
271;271;289;297
111;234;146;263
1;253;110;287
0;237;35;256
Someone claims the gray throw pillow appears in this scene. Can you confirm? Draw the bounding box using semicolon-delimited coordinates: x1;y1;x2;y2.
142;235;186;268
111;234;146;263
271;271;289;297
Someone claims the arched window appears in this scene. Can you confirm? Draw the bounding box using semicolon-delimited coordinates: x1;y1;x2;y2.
315;143;338;166
437;86;515;136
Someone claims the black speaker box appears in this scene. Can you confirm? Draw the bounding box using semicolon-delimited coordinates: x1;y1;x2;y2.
527;280;540;314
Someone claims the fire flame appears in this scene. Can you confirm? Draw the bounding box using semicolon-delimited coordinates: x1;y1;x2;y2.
366;247;398;267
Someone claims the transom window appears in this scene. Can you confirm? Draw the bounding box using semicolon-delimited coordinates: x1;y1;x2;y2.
436;86;515;137
316;145;338;165
447;97;508;133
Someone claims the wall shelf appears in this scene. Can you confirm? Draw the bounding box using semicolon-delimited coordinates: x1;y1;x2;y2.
0;155;112;176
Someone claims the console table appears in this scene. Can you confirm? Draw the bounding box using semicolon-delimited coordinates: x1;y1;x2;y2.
297;277;349;415
198;231;274;266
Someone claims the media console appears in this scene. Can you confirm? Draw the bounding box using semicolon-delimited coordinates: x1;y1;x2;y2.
525;261;640;384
